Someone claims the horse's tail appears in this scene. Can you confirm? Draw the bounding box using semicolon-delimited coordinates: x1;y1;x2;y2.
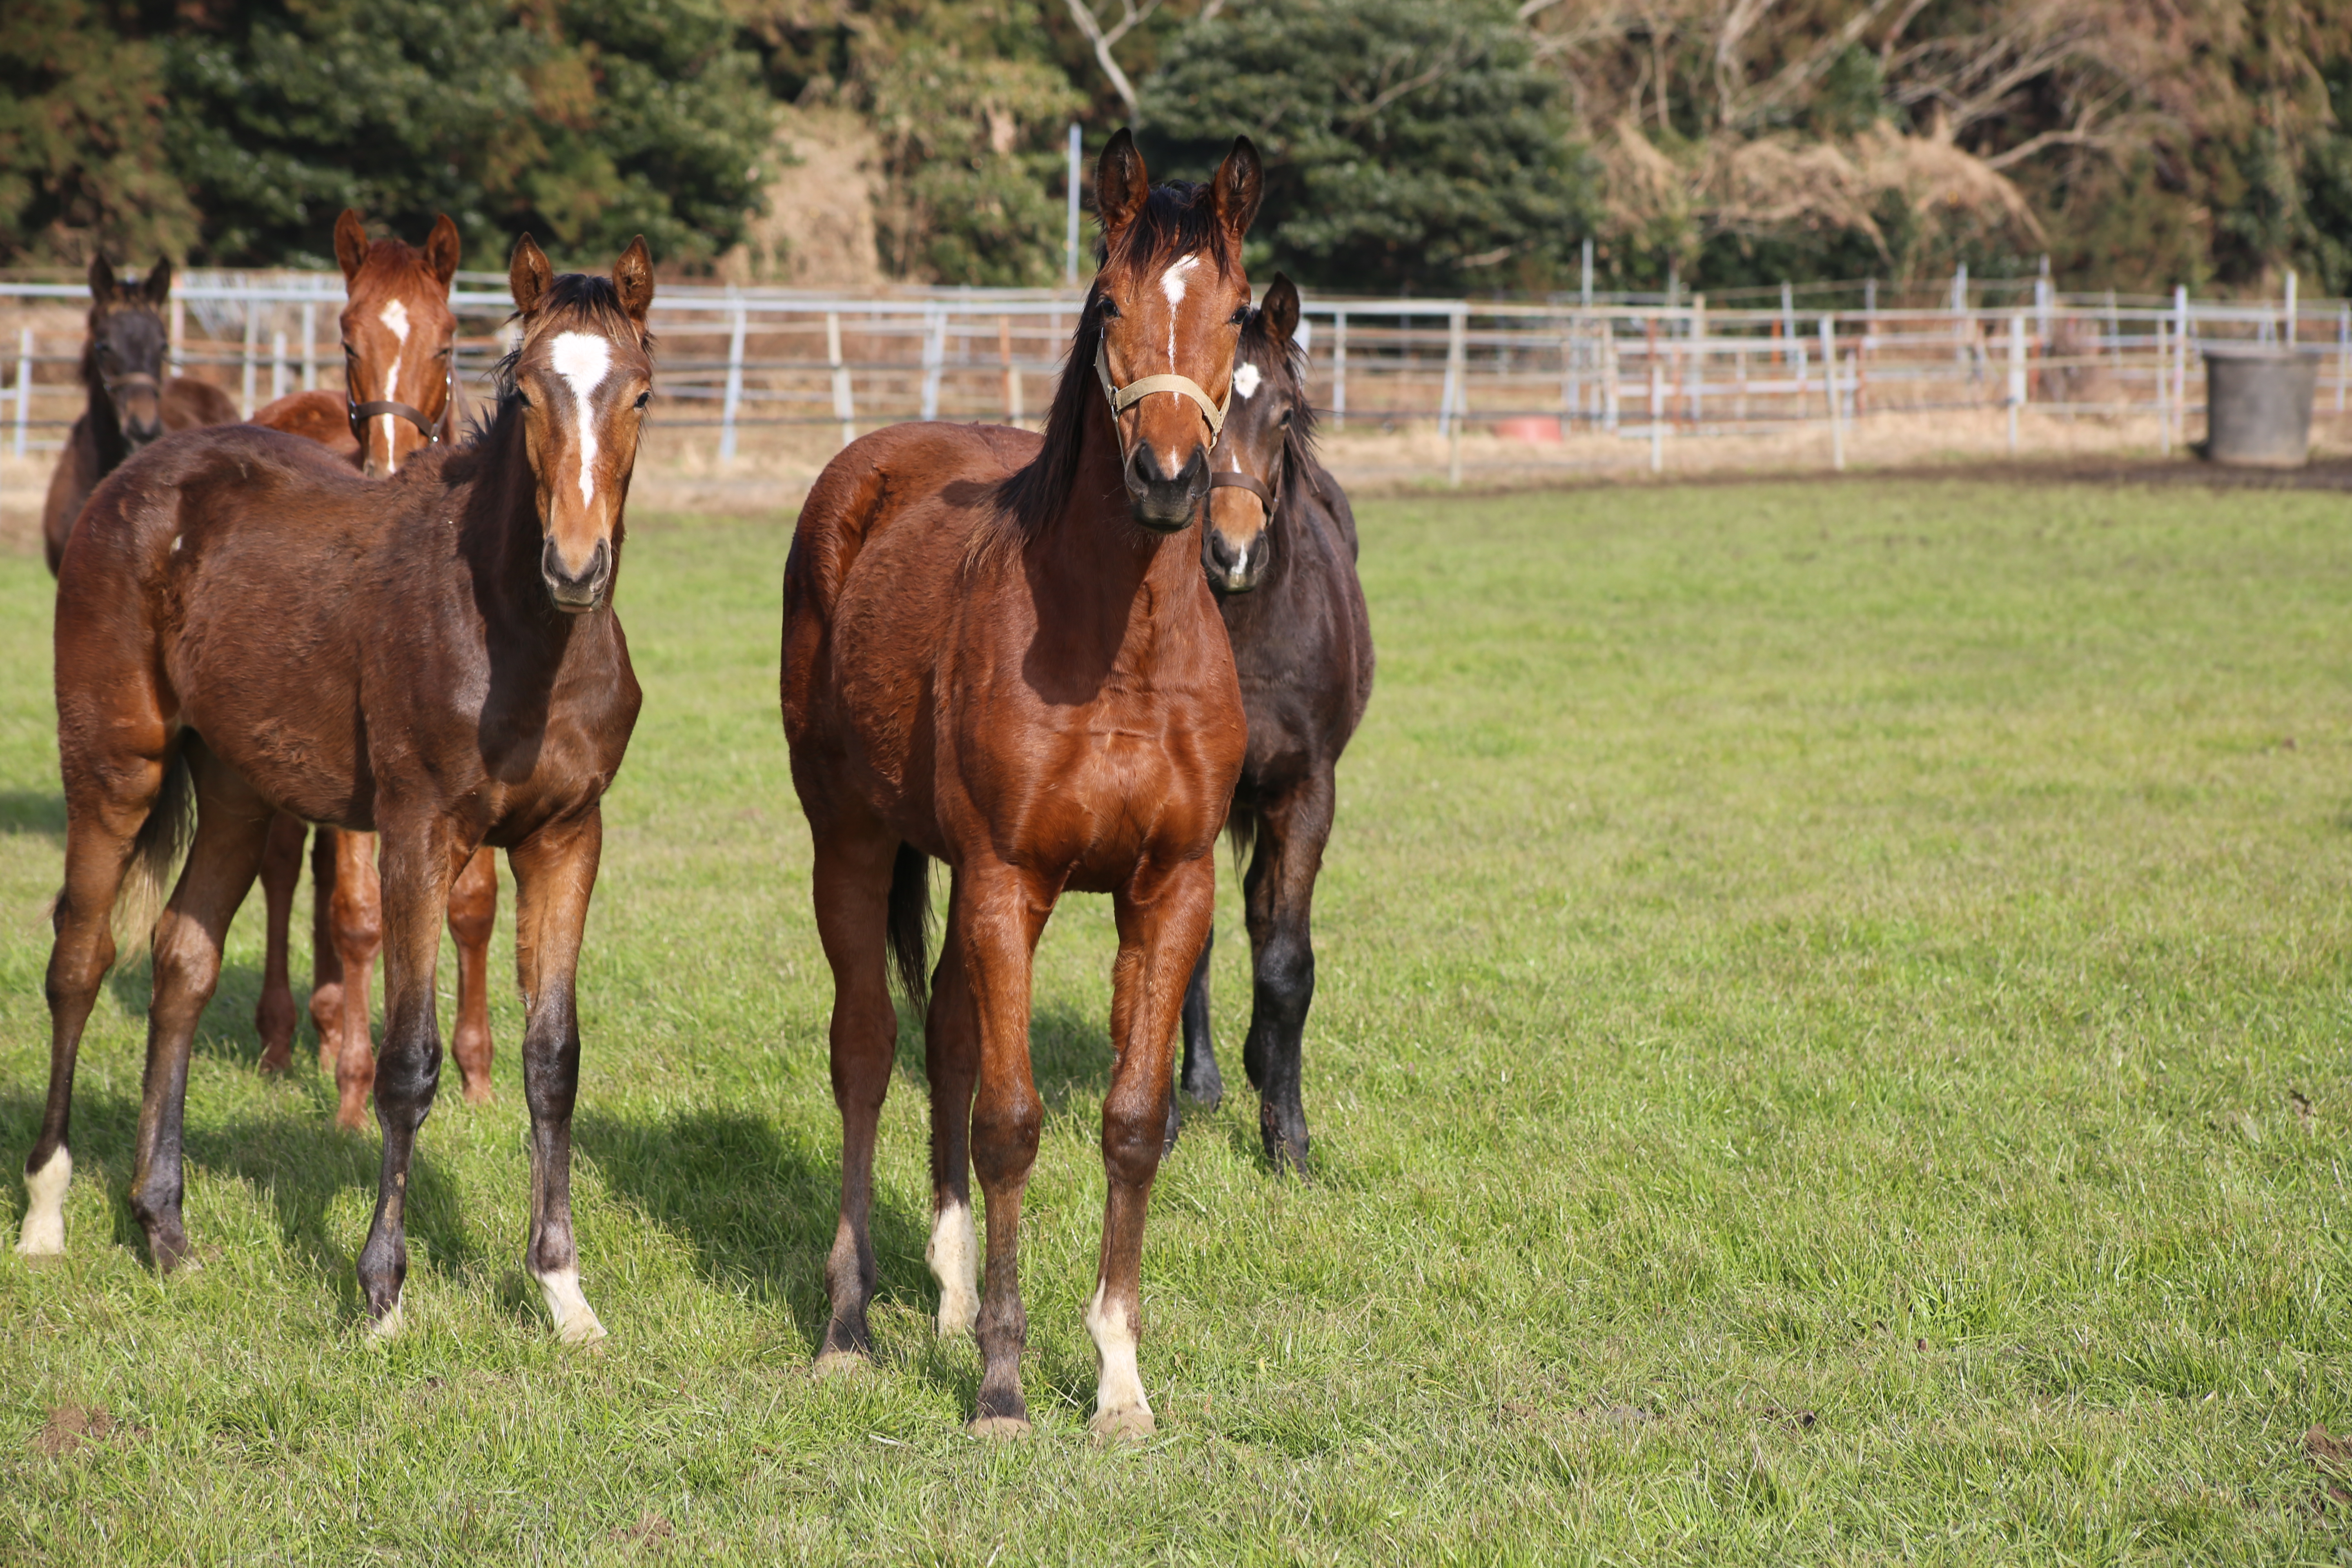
887;842;933;1013
1225;804;1260;871
112;744;194;955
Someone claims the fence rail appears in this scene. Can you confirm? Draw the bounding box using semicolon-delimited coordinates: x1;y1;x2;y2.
6;274;2350;483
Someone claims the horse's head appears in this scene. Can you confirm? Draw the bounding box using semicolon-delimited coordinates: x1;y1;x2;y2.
335;209;462;478
84;254;173;449
506;234;655;614
1204;274;1307;594
1090;129;1262;532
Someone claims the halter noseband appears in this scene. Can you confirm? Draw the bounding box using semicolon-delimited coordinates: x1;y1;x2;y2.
348;357;456;448
1094;338;1230;443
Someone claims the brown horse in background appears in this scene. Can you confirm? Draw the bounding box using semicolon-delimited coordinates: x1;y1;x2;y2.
42;256;238;574
781;130;1260;1439
18;238;654;1350
246;209;502;1126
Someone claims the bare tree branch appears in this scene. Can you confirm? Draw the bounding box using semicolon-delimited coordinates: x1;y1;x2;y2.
1060;0;1165;121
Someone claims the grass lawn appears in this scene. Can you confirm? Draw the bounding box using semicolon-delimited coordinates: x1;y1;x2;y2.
2;477;2350;1562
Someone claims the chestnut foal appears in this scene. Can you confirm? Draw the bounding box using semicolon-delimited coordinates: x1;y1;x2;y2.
782;131;1260;1438
42;256;237;574
248;209;502;1125
19;238;653;1348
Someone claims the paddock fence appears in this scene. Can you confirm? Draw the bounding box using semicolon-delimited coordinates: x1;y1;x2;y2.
4;270;2349;490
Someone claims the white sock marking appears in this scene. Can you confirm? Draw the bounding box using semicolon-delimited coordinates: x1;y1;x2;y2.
16;1146;70;1256
1160;255;1200;368
549;332;611;510
368;1295;404;1341
1232;362;1262;400
927;1199;979;1338
535;1265;608;1344
1085;1281;1149;1424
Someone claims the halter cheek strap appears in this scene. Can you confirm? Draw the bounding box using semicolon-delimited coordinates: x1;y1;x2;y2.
348;358;456;447
1095;339;1230;440
1209;469;1272;505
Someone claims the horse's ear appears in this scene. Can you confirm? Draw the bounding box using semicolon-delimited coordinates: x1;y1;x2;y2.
1094;129;1149;248
1212;136;1263;244
424;215;462;290
612;236;655;325
142;256;173;306
334;210;369;283
1263;272;1300;346
88;253;117;303
510;233;552;315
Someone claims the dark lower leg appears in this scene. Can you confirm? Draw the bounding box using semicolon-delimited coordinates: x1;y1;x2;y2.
354;827;454;1331
445;847;498;1103
308;829;344;1070
254;813;305;1072
510;814;605;1341
1241;782;1331;1176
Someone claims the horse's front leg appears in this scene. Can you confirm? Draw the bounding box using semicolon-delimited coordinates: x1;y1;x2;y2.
508;809;607;1344
1165;923;1220;1154
1241;771;1333;1176
353;813;458;1335
1094;855;1216;1441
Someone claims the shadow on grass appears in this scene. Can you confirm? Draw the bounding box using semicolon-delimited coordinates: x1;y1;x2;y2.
0;789;65;840
884;992;1116;1116
100;959;308;1074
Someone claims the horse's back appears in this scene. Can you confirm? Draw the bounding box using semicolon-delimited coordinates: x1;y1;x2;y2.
790;421;1037;616
164;377;239;432
251;389;359;460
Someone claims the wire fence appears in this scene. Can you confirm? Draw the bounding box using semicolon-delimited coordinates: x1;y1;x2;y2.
5;270;2350;484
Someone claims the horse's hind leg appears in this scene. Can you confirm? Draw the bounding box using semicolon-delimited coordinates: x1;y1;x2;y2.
308;828;343;1071
1165;925;1221;1152
1091;857;1216;1441
324;829;383;1130
253;813;305;1073
961;860;1049;1435
924;901;980;1339
129;747;274;1270
504;811;605;1343
1240;771;1335;1177
808;820;900;1368
445;847;498;1104
18;773;163;1255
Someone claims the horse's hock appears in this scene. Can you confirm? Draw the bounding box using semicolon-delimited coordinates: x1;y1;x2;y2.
2203;346;2321;468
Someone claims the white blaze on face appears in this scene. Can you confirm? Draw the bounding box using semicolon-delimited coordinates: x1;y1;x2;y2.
927;1198;979;1338
548;331;612;510
1232;362;1263;400
1160;254;1201;369
1084;1281;1151;1428
14;1145;70;1256
376;298;411;468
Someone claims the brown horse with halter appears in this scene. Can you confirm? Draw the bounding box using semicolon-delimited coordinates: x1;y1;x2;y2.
246;209;503;1127
42;256;238;575
16;238;653;1349
782;130;1259;1438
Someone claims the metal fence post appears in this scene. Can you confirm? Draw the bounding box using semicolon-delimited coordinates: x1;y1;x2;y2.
2157;320;2171;456
1602;322;1619;433
1823;316;1844;470
826;311;855;450
2174;285;2190;441
2285;270;2298;347
719;298;747;463
2006;312;2025;454
1647;337;1664;475
271;330;288;403
13;328;30;458
1444;305;1467;486
920;305;945;421
999;315;1021;424
301;301;317;392
169;295;185;376
1688;294;1705;426
1332;310;1348;430
240;307;259;418
2338;302;2348;414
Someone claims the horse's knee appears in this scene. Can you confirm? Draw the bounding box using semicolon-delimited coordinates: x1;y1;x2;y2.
1101;1096;1169;1190
150;918;223;1010
1254;929;1315;1020
971;1088;1041;1186
445;858;496;947
329;879;382;961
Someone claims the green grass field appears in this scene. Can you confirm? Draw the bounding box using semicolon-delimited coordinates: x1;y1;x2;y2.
3;478;2350;1562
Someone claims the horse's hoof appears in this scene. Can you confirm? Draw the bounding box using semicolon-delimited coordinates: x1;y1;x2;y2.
1089;1405;1155;1443
13;1219;64;1257
367;1298;405;1342
968;1415;1031;1440
811;1349;868;1380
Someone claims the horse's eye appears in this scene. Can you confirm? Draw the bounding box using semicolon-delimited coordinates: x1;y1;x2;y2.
1278;406;1293;424
1229;308;1249;325
513;392;531;410
1099;298;1121;320
633;391;650;410
342;343;356;356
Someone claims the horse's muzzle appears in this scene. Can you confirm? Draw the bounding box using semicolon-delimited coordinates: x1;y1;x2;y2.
542;536;610;612
1125;444;1208;533
1203;518;1266;594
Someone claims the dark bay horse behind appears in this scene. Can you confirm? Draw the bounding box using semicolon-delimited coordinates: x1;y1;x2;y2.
247;208;502;1126
18;238;654;1348
1174;273;1374;1175
42;256;238;574
781;130;1261;1438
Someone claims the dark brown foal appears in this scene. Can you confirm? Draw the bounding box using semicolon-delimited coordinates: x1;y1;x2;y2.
42;255;237;575
20;238;654;1348
247;208;500;1122
782;131;1260;1438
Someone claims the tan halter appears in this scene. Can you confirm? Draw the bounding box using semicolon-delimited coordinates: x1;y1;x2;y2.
1094;337;1230;441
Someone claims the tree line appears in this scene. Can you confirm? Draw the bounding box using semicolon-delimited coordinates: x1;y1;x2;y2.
4;0;2349;295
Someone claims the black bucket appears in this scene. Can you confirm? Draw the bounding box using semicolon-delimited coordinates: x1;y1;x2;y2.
2203;346;2321;468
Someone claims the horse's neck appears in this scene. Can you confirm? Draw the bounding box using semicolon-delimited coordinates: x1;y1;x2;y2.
466;434;623;669
1031;412;1202;651
81;352;127;470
